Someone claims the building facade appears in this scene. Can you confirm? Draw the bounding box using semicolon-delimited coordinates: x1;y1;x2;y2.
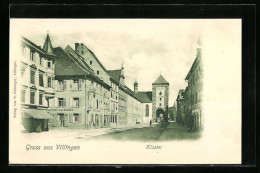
176;46;203;130
20;34;55;132
185;47;203;129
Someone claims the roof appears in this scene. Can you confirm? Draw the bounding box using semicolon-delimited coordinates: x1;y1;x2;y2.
64;45;95;75
53;47;92;76
43;33;54;55
53;47;111;89
21;36;45;54
152;74;169;85
85;47;108;73
107;69;121;83
23;109;54;119
135;91;152;103
185;48;202;80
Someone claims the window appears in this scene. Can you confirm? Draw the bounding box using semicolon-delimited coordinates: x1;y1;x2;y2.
73;80;79;90
39;93;43;105
21;91;25;102
145;104;149;117
159;103;161;107
30;91;35;104
72;98;79;107
30;70;35;84
30;51;34;61
159;91;162;96
81;51;84;54
90;60;92;65
47;60;51;68
58;98;66;107
97;70;99;75
160;97;162;101
58;80;64;91
39;74;44;87
96;100;99;109
74;114;79;123
48;77;52;87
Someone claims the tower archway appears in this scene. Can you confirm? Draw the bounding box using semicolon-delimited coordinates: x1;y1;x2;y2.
156;108;165;122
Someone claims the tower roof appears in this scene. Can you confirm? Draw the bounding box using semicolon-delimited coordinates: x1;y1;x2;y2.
152;74;169;85
43;33;54;54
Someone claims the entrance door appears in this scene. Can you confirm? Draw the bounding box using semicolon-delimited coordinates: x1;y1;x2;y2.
58;114;65;126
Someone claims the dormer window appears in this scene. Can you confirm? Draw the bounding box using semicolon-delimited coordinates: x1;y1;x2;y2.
90;60;92;65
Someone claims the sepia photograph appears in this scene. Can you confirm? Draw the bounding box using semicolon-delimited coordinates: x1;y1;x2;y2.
9;19;241;164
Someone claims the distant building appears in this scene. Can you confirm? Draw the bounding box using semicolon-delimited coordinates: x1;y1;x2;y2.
176;89;185;124
20;34;55;132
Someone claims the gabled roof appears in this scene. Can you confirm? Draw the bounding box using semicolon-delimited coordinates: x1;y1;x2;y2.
64;45;95;75
135;91;152;103
87;48;108;73
185;48;202;80
152;74;169;85
43;33;54;55
107;69;121;83
53;47;111;89
21;36;45;54
53;47;91;76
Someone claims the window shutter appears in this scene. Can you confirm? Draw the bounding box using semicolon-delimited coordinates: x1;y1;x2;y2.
79;79;82;90
64;80;67;90
64;114;68;127
53;78;58;90
78;113;82;123
70;98;73;107
55;98;58;107
69;113;73;123
69;80;73;90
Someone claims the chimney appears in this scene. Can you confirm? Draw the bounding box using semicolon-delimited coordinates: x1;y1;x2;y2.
75;43;79;50
134;81;138;93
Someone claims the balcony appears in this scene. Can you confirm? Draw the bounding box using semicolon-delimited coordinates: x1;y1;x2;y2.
45;67;54;74
45;87;55;99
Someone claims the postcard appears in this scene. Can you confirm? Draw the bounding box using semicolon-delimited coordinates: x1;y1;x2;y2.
9;19;241;164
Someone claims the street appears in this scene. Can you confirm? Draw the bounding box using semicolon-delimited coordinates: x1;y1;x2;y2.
89;121;201;141
22;122;201;142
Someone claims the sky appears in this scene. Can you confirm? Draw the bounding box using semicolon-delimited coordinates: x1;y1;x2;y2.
12;19;206;106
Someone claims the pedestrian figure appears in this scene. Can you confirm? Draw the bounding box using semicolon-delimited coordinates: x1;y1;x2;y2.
150;120;152;127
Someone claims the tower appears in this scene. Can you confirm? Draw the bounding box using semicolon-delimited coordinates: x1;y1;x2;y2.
152;74;169;122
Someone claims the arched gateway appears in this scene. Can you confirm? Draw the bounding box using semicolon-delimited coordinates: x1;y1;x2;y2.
156;108;165;122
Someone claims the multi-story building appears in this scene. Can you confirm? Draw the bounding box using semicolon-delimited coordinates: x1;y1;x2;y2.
48;45;111;129
185;47;203;129
20;34;55;132
73;43;120;126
